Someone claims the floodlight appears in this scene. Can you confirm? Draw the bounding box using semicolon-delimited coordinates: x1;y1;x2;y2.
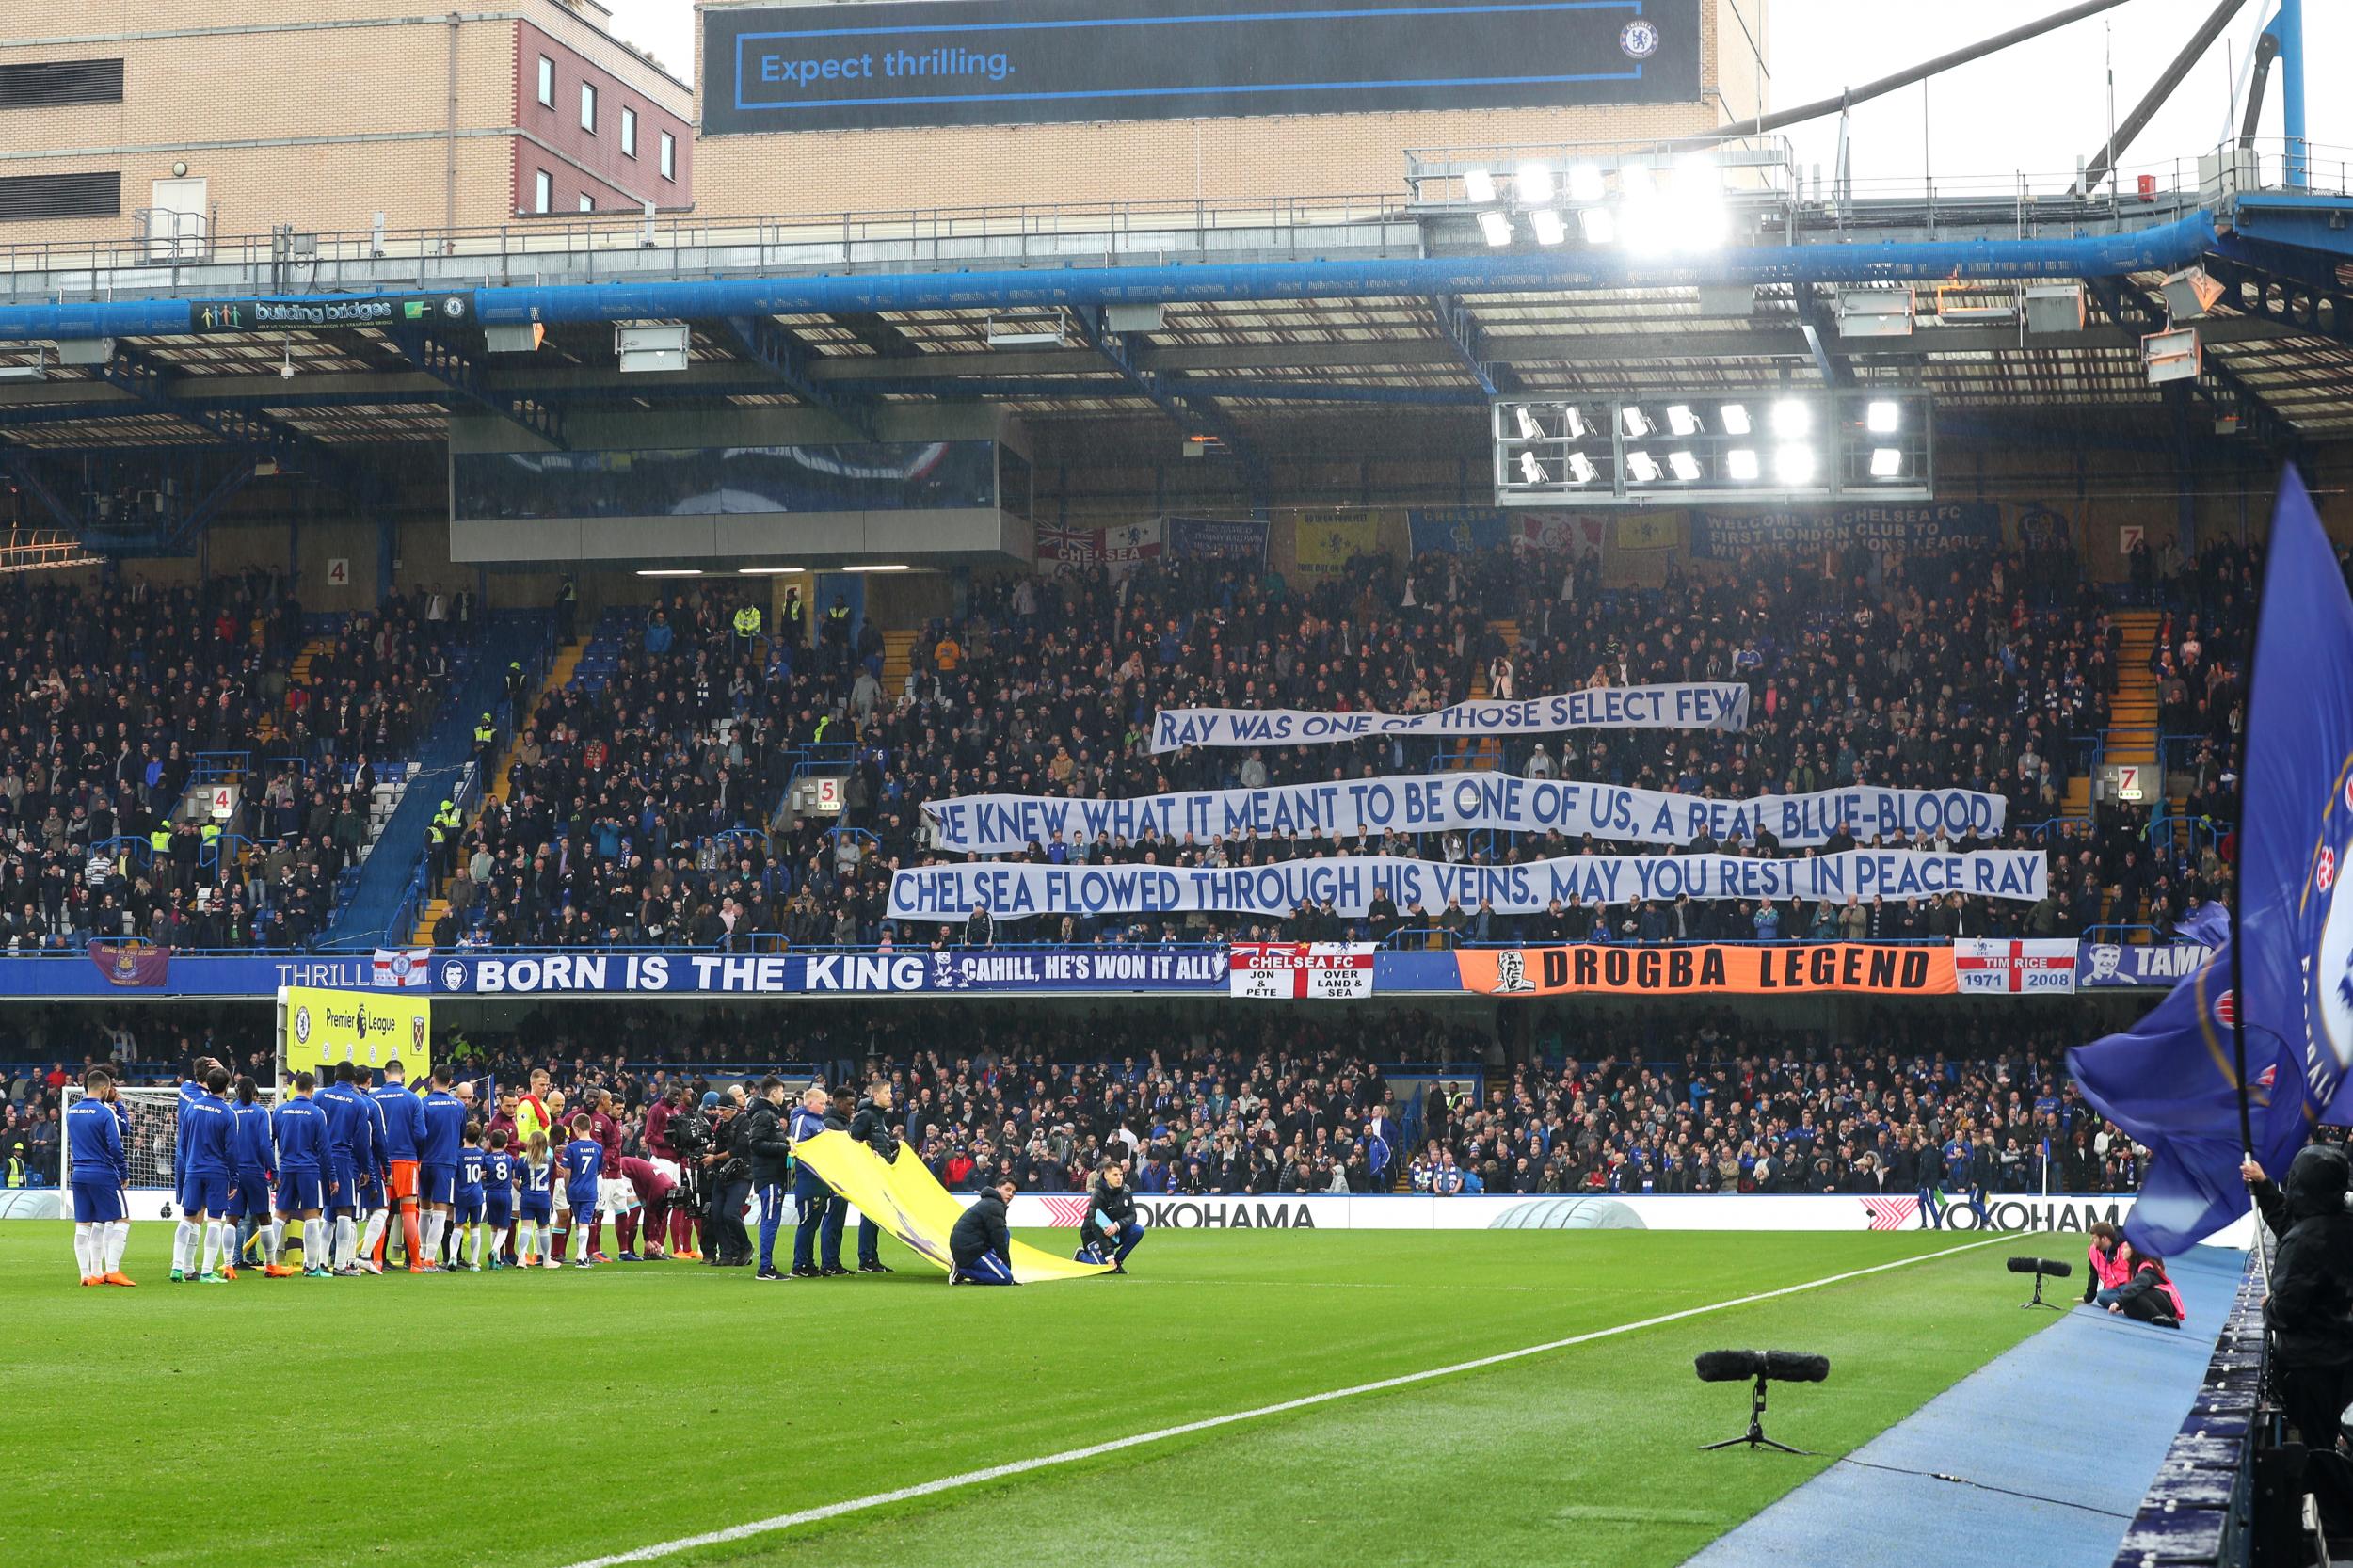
1479;211;1513;247
1577;207;1616;246
1677;153;1726;195
1517;451;1545;485
1725;448;1760;481
1622;407;1653;438
1668;451;1702;482
1529;209;1567;246
1514;407;1544;440
2024;284;2088;336
1565;453;1598;484
1562;406;1590;440
1720;404;1753;436
1836;288;1915;339
1464;168;1497;203
2142;327;2201;385
1515;161;1556;204
1625;451;1661;484
1621;165;1657;199
1865;400;1900;433
1666;404;1701;437
616;324;691;373
1770;399;1811;438
1869;448;1904;478
1774;445;1817;485
1567;164;1606;203
1680;201;1731;249
2160;265;2225;322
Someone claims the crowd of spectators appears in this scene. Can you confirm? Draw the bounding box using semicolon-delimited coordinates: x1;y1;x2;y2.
1;1000;2141;1201
438;526;2241;952
0;574;464;952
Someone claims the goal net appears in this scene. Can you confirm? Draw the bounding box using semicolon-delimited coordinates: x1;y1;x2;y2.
60;1084;276;1218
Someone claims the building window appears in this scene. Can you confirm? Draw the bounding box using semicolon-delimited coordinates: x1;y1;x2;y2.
0;169;120;221
0;58;124;109
578;193;594;213
536;56;553;107
534;168;552;214
659;130;675;182
621;106;638;158
580;80;597;134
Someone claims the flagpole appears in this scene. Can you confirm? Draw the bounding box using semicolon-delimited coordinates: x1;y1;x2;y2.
2230;476;2266;1164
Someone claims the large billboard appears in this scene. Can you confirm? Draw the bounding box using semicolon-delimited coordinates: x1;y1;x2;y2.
703;0;1705;135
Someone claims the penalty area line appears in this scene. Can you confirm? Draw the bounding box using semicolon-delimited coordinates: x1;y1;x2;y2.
561;1234;2007;1568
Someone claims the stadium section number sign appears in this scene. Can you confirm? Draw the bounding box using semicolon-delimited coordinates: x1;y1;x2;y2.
280;984;432;1076
704;0;1705;135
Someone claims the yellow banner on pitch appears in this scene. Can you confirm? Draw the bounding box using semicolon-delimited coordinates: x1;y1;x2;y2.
792;1130;1112;1284
281;986;433;1078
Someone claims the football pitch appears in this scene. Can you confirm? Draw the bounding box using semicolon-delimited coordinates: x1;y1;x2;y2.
2;1224;2060;1568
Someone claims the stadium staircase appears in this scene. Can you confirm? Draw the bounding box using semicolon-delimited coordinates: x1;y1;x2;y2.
407;627;586;945
1446;617;1517;772
2105;609;2164;803
320;611;550;949
253;632;334;745
880;628;917;697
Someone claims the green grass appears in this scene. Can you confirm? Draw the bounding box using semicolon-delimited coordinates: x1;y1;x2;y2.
0;1223;2062;1568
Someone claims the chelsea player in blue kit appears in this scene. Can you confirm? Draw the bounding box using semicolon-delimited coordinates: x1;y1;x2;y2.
268;1072;333;1277
173;1067;235;1283
560;1114;603;1269
227;1076;275;1275
66;1066;134;1287
415;1066;468;1274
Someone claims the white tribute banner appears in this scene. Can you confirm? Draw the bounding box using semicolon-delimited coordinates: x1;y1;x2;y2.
1150;684;1750;753
888;848;2048;921
923;776;2007;856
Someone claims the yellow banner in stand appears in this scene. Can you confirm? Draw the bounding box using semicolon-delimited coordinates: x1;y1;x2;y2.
281;985;433;1078
791;1129;1111;1284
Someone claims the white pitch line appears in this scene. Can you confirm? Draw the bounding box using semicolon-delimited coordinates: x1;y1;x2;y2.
562;1235;2008;1568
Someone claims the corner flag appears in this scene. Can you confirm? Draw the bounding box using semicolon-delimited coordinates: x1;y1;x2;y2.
2070;467;2353;1253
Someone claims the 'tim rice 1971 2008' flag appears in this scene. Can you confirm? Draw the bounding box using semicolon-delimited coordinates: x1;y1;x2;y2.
2070;467;2353;1255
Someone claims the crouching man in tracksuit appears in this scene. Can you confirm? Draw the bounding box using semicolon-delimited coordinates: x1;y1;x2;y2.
1077;1158;1144;1273
846;1081;899;1274
949;1178;1018;1285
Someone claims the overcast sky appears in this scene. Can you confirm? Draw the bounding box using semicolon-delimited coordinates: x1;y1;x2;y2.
604;0;2347;194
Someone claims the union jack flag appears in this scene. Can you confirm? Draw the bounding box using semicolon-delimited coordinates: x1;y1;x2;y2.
1033;523;1099;569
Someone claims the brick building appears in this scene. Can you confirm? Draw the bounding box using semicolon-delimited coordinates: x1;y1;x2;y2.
0;0;693;252
690;0;1769;215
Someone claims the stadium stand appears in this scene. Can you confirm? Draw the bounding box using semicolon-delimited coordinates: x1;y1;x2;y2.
412;532;2248;955
0;576;475;951
0;1004;2143;1201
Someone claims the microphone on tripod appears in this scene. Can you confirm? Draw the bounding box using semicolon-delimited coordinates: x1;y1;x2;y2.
2007;1255;2073;1310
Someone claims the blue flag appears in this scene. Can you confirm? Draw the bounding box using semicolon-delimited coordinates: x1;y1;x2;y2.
2069;467;2353;1255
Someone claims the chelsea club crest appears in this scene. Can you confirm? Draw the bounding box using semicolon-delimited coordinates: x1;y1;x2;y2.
2309;771;2353;1078
1620;19;1661;59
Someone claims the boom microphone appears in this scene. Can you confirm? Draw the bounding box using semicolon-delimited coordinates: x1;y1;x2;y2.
2006;1256;2073;1278
1693;1350;1832;1384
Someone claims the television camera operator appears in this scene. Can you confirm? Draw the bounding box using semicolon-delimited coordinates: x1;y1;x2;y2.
664;1090;714;1260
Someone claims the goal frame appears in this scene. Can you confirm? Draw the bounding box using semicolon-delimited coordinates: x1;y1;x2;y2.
59;1081;277;1221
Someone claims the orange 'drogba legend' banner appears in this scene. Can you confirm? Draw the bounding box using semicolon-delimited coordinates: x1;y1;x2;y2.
1455;943;1958;998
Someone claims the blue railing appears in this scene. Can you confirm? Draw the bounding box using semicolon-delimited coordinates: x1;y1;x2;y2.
189;750;249;785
